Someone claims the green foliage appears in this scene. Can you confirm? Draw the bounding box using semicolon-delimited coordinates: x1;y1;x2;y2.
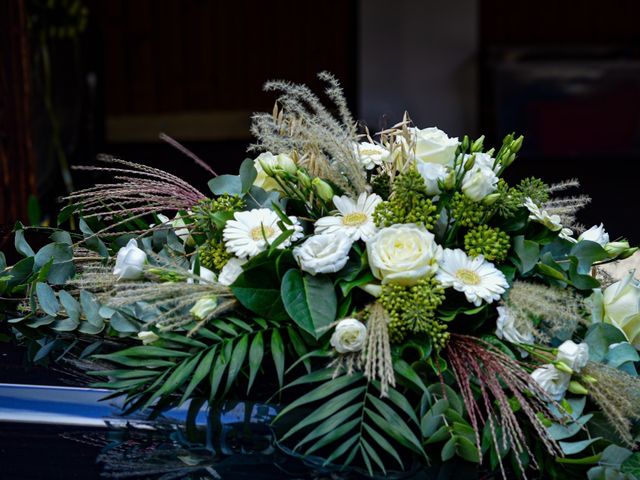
275;371;425;476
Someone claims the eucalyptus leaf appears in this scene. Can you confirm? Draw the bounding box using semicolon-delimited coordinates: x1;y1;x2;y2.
14;226;35;257
36;282;59;316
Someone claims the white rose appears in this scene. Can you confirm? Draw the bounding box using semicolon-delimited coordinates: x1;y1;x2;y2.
495;306;534;348
137;330;159;345
188;264;216;284
218;257;247;286
556;340;589;372
461;165;498;202
530;364;571;401
578;224;609;246
330;318;367;354
113;239;147;280
416;162;449;196
354;142;390;170
402;127;459;166
293;233;353;275
366;224;443;286
593;271;640;349
253;152;296;191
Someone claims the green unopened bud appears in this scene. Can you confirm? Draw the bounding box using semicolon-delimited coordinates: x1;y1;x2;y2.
481;193;501;206
471;135;485;153
312;178;334;202
461;135;470;152
502;133;514;146
190;296;218;321
296;170;311;188
604;241;637;259
555;361;574;375
567;380;588;395
582;374;597;384
485;148;495;157
463;155;476;171
259;159;275;176
276;153;297;175
137;330;159;345
502;152;516;168
510;135;524;153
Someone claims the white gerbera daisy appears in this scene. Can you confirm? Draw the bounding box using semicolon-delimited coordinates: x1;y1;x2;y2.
523;197;563;232
314;192;382;242
223;208;303;259
436;249;509;306
353;142;390;170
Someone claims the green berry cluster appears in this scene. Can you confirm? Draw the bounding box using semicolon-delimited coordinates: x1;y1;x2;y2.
373;169;438;229
380;277;448;348
450;192;488;227
464;225;510;263
513;177;549;206
199;240;232;272
192;194;245;236
492;179;520;218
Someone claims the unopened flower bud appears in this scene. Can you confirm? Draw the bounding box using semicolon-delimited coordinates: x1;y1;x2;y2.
604;241;637;259
482;193;501;206
554;361;574;375
259;159;275;176
582;374;597;384
190;296;218;321
296;170;311;188
137;330;159;345
510;135;524;153
471;135;485;153
463;155;476;171
312;178;334;202
461;135;470;152
567;380;588;395
276;153;297;175
359;283;382;298
443;171;456;190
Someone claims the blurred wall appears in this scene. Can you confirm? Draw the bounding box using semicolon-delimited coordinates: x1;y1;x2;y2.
358;0;478;136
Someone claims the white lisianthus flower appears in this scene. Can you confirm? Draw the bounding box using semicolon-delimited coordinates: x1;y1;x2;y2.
188;264;216;284
330;318;367;354
401;127;459;166
253;152;296;191
559;227;577;243
223;208;303;259
530;364;571;401
461;164;499;201
367;224;442;286
436;249;509;306
556;340;589;372
524;197;563;232
495;306;534;347
190;296;218;321
315;192;382;242
137;330;159;345
468;152;499;173
113;239;147;280
417;162;449;196
592;271;640;349
353;142;390;170
578;223;609;246
293;233;353;275
218;257;247;286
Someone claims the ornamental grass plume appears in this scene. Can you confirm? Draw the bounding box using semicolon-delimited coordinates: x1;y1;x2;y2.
581;362;640;447
66;154;207;239
250;72;367;197
543;179;591;230
445;334;564;478
504;281;587;342
361;302;396;397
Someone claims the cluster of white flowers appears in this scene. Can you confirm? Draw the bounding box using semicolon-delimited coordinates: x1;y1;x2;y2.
523;198;563;232
531;340;589;401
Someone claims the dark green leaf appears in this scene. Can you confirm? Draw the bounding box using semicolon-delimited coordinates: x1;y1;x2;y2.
110;312;140;333
36;282;59;316
621;453;640;477
305;418;360;455
281;269;337;338
584;323;628;362
180;347;217;405
14;226;35;257
247;332;264;393
295;403;363;450
271;329;285;388
363;424;404;469
512;235;540;274
58;290;80;322
208;174;242;196
239;158;258;193
225;336;249;393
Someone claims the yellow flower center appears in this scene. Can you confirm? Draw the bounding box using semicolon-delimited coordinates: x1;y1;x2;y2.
456;268;481;285
342;212;368;226
359;148;381;156
250;225;275;241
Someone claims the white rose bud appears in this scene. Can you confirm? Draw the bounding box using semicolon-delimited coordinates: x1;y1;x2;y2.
461;165;498;202
137;330;159;345
312;177;334;202
113;239;147;280
218;257;247;286
330;318;367;354
578;224;609;246
556;340;589;372
253;152;282;191
416;162;449;196
604;241;637;259
293;233;353;276
276;153;297;175
401;127;459;166
190;296;218;321
530;364;571;401
366;224;443;286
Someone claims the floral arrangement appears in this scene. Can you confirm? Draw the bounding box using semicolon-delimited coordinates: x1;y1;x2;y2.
3;73;640;478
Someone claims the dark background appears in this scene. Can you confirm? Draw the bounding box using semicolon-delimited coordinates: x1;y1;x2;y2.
2;0;640;252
